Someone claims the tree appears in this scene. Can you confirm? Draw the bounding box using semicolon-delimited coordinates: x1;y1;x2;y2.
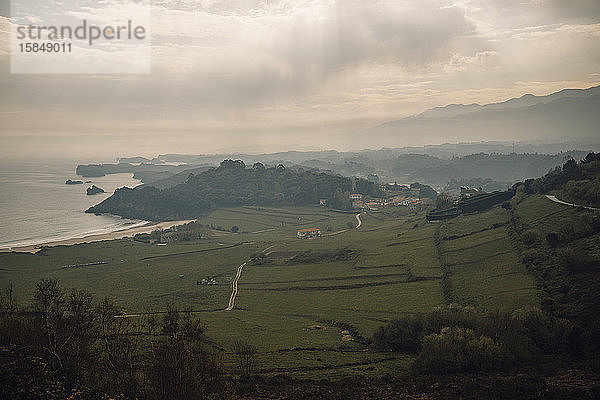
32;280;99;389
97;297;140;397
435;193;452;210
232;340;258;377
162;304;180;337
330;188;352;210
149;336;227;400
230;225;239;233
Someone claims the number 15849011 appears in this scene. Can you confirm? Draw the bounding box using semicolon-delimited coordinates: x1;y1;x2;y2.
19;42;72;53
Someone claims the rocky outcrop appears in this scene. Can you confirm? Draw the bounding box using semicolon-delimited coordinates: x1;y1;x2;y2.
86;185;105;195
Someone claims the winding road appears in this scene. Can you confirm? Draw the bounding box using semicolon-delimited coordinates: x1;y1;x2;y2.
324;212;365;237
355;212;364;229
545;195;600;211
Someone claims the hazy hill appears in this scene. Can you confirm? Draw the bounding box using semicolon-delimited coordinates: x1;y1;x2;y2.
406;151;591;186
368;86;600;144
86;160;377;220
417;85;600;119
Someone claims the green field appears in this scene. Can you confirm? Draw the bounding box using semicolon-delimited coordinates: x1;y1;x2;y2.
0;203;541;378
437;207;539;311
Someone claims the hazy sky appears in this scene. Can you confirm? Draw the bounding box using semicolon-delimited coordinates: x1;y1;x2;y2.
1;0;599;159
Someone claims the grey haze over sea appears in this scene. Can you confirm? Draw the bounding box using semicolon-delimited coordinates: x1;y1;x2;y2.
0;159;145;250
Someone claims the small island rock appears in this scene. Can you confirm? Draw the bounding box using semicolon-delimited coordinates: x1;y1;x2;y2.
65;179;83;185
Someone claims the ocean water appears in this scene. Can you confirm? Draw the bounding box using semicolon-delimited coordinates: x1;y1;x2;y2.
0;159;145;250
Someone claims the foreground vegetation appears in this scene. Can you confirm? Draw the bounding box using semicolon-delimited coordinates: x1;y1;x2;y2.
1;280;228;399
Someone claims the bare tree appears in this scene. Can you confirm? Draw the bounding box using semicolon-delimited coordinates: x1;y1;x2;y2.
232;340;258;377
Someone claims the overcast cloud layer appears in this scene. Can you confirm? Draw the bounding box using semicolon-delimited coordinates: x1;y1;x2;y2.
1;0;599;159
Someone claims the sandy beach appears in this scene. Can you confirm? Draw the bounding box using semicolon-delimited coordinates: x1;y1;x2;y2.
1;220;195;253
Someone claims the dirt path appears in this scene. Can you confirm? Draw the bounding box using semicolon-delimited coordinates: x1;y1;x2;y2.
225;261;246;311
249;228;276;234
225;244;275;311
545;195;600;211
324;213;364;236
355;212;364;229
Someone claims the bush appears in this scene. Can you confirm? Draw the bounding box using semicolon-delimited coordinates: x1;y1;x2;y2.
546;231;562;247
423;304;480;334
521;248;542;264
557;248;595;274
375;305;583;371
521;229;539;245
373;305;481;354
511;307;579;355
373;316;423;352
413;327;502;374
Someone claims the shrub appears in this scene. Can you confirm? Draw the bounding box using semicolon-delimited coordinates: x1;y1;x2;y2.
521;229;539;245
546;231;562;248
510;190;525;208
373;316;423;352
557;248;595;273
521;248;542;264
413;327;502;374
423;304;480;334
511;307;579;355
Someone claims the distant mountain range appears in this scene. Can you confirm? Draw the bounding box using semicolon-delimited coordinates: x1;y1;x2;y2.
367;85;600;144
78;86;600;191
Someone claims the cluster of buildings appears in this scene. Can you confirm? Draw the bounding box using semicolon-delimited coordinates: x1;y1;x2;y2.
302;184;434;239
349;192;425;211
296;228;322;239
197;276;217;285
460;186;485;198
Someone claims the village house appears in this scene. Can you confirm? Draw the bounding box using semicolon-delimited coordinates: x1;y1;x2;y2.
349;193;362;201
352;200;364;209
365;201;381;210
297;228;322;239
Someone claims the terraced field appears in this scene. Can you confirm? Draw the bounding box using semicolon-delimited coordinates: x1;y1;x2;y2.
437;207;539;311
0;203;541;378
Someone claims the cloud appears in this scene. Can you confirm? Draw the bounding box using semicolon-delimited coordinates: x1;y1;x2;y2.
0;0;599;156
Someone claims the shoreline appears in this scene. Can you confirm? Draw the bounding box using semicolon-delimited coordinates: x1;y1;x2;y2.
1;220;195;254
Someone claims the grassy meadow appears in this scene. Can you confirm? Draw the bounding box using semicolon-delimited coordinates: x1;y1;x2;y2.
0;202;545;378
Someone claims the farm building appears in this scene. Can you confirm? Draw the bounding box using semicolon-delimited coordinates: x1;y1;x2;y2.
352;200;364;209
365;202;381;210
297;228;321;239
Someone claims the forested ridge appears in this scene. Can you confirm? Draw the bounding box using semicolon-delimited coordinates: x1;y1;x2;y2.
86;160;377;220
520;152;600;206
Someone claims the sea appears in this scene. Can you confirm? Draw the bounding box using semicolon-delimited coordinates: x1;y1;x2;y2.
0;159;146;250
